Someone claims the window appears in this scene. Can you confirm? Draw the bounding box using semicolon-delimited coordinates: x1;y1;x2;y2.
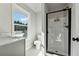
12;4;29;37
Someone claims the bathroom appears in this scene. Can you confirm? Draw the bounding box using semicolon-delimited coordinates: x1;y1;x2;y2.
0;3;79;56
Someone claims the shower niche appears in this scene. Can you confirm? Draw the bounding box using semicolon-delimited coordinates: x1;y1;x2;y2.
46;9;71;56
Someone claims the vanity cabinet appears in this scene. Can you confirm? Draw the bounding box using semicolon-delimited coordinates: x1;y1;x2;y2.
0;39;25;56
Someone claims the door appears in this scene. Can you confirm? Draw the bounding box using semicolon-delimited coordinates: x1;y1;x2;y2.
46;9;71;56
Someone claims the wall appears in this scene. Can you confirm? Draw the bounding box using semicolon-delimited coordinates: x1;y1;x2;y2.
41;4;46;55
74;4;79;37
36;12;43;34
70;3;79;56
0;3;12;36
24;3;43;35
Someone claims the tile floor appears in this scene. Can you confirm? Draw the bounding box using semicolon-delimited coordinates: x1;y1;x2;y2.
26;46;44;56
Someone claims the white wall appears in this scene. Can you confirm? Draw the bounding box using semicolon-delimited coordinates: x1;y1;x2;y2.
36;12;43;34
70;3;79;56
0;3;12;36
36;4;46;34
25;3;42;13
28;3;45;34
41;4;46;55
75;4;79;36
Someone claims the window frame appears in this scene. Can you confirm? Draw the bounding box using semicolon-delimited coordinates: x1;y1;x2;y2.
12;4;30;38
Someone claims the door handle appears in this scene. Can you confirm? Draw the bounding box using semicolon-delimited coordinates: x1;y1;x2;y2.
72;37;76;41
76;38;79;42
72;37;79;42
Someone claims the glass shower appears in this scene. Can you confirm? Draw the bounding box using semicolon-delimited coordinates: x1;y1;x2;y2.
46;9;71;56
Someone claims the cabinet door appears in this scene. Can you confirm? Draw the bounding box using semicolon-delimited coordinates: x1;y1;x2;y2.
0;4;12;36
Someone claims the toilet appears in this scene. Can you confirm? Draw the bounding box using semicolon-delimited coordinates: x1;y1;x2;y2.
34;32;44;50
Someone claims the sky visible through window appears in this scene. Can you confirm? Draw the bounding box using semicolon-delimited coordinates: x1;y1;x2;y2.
13;10;28;25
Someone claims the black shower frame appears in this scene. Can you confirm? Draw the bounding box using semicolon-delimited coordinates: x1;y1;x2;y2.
46;8;71;56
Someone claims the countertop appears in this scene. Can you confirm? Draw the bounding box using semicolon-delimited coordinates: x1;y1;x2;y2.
0;37;25;46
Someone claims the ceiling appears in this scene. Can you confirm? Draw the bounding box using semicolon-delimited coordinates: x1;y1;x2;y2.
45;3;69;12
25;3;42;13
25;3;69;13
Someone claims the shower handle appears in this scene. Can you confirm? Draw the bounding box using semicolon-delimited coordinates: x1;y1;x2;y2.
64;22;69;28
64;25;69;28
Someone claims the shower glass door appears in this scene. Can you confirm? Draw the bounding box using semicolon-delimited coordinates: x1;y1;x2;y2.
46;9;71;56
